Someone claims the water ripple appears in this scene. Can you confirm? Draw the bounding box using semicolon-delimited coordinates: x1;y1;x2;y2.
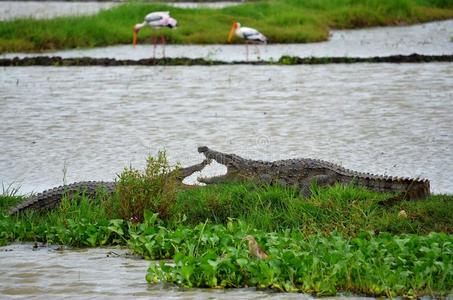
1;64;452;194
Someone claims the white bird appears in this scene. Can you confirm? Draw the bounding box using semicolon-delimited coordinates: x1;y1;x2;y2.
133;11;178;58
228;22;267;60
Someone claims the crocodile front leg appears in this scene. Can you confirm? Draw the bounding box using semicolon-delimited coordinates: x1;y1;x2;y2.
300;174;337;198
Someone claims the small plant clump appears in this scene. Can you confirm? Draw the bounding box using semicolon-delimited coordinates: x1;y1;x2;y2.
114;150;180;222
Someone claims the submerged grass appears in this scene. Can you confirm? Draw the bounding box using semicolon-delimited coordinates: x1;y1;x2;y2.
1;152;452;296
1;0;453;52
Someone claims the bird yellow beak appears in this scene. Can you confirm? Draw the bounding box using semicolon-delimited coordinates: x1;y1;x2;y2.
227;23;236;43
132;28;137;48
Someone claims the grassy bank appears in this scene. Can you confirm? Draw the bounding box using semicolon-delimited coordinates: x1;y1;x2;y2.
2;183;452;245
1;153;452;296
1;0;453;53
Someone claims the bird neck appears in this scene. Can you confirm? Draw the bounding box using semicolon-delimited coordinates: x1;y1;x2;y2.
135;22;147;32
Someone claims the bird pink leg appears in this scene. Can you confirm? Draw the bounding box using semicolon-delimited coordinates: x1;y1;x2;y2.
151;34;157;59
255;44;261;60
245;41;249;62
160;33;166;58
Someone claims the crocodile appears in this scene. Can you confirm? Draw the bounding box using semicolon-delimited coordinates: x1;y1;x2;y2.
9;146;430;215
8;158;211;215
196;146;430;200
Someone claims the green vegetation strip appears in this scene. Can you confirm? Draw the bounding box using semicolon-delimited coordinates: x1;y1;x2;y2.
1;0;453;53
142;220;452;297
1;54;453;66
1;152;452;297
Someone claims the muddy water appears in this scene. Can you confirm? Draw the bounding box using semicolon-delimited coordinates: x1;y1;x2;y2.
0;63;452;194
2;20;452;61
0;1;119;21
3;243;345;299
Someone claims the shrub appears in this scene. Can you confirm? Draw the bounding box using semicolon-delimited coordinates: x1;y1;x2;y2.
114;151;179;222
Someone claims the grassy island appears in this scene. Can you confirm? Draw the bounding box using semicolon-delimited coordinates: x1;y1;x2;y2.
1;152;452;297
0;0;453;53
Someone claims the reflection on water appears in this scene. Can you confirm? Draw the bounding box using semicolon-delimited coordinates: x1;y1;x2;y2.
0;64;452;194
2;20;452;60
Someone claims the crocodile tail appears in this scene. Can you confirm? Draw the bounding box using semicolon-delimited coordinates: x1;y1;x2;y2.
8;181;116;215
351;175;430;200
401;178;430;200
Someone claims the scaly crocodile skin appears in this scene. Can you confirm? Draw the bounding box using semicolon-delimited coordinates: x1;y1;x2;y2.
197;146;430;200
8;159;211;215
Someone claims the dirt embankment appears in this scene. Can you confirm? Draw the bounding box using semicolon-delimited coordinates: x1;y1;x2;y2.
1;54;453;66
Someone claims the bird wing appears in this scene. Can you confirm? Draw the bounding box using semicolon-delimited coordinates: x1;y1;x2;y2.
241;27;259;37
241;27;267;42
144;11;170;23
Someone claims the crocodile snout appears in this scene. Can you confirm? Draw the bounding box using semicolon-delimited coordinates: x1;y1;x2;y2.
198;146;209;153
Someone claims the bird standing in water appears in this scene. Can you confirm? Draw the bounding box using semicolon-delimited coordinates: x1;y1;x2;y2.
243;235;268;259
133;11;178;58
227;22;267;61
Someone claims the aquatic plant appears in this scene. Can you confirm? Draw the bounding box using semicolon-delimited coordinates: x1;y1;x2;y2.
150;230;452;297
1;0;453;52
129;215;453;297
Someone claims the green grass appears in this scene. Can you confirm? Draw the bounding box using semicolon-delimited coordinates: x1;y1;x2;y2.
1;0;453;52
171;182;453;235
1;182;452;245
0;193;121;247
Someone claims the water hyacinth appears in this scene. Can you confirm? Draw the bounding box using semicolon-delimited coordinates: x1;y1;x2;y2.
147;231;452;297
125;214;453;297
